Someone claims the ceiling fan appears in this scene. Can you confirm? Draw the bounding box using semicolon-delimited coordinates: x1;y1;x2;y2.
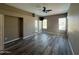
42;6;52;13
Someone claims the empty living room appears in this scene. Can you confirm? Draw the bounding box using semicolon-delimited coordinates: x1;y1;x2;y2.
0;3;79;56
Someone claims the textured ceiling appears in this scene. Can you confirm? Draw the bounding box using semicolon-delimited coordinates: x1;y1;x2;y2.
6;3;70;16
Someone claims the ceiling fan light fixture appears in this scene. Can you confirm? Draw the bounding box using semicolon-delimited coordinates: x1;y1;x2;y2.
42;6;52;13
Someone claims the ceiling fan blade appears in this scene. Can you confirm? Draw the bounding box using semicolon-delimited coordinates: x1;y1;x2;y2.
43;7;46;12
42;6;52;13
46;10;52;11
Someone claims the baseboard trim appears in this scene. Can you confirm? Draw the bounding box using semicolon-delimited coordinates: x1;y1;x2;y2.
23;34;35;39
68;39;74;55
4;33;36;44
47;31;65;36
4;38;19;44
47;32;58;35
47;32;54;34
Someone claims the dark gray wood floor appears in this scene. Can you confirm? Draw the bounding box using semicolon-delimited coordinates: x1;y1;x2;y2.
3;33;72;55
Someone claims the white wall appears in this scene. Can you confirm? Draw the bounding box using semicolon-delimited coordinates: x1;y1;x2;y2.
0;14;4;51
68;3;79;54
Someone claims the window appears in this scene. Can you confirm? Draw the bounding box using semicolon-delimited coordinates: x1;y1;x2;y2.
43;19;47;29
39;21;42;32
59;17;66;31
35;20;38;32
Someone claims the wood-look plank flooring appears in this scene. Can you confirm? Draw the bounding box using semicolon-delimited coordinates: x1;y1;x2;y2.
3;33;72;55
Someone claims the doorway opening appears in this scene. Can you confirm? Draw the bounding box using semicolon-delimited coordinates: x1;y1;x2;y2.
58;17;67;37
18;17;23;39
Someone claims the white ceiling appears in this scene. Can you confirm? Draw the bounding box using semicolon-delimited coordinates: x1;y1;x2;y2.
6;3;70;16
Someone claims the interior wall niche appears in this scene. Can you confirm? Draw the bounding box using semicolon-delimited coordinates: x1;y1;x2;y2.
4;15;20;43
